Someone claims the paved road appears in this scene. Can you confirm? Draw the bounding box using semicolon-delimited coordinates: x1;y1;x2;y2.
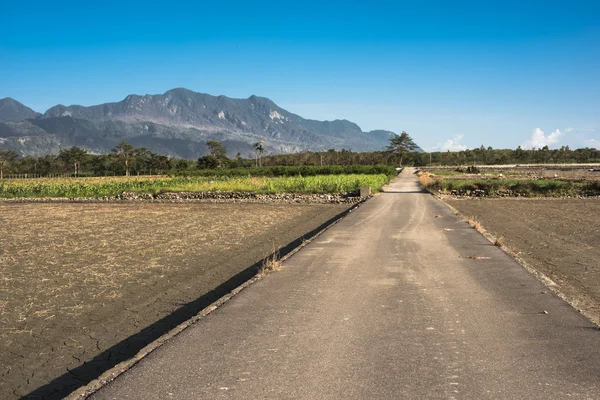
90;169;600;399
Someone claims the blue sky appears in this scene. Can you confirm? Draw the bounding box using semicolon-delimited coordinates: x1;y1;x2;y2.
1;0;599;150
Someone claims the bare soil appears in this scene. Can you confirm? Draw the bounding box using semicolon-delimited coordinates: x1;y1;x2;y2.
444;197;600;325
0;202;351;399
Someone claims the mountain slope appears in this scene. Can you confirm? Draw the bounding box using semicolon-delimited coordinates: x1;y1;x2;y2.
1;89;415;158
0;98;41;122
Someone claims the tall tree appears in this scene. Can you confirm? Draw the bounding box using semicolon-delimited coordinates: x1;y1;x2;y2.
59;146;88;176
147;153;171;173
206;140;227;158
0;149;18;179
112;141;136;176
197;155;220;169
386;131;418;166
253;141;264;167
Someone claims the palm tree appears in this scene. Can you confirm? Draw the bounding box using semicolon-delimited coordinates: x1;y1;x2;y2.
253;141;264;167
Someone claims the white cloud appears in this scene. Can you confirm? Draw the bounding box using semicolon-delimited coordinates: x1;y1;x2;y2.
430;134;468;152
584;138;600;149
521;128;563;149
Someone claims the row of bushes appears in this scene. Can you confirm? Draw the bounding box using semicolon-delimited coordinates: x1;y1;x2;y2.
169;165;397;178
421;175;600;197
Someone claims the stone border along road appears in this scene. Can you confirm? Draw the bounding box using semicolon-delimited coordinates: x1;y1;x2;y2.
0;192;366;204
85;168;600;399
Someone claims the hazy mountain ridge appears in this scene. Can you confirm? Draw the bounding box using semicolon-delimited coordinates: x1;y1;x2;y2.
0;98;41;122
0;89;411;158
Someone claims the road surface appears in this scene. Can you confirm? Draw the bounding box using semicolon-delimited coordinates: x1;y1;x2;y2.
90;168;600;399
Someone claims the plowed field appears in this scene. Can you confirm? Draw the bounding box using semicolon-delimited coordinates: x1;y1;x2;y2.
0;202;351;399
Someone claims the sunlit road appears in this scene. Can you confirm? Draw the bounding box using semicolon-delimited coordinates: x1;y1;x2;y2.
90;168;600;399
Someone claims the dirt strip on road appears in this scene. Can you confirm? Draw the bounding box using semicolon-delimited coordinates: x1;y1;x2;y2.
0;202;352;399
443;197;600;325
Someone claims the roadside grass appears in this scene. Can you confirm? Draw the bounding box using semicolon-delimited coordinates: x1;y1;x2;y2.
258;250;282;276
417;172;443;190
0;174;391;198
257;240;283;277
494;235;505;247
467;216;483;232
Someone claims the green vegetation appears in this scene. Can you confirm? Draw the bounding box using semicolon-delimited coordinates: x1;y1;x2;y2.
261;146;600;167
443;179;599;196
0;176;180;198
161;174;390;195
0;174;391;198
0;149;18;179
428;169;466;176
386;131;419;165
419;173;600;197
2;136;599;180
58;146;88;176
429;168;521;177
170;165;396;178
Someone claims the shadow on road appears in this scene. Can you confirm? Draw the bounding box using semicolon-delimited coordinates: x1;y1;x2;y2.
22;206;357;400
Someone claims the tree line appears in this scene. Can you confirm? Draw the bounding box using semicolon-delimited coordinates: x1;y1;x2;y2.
261;146;600;167
1;134;599;178
0;139;268;178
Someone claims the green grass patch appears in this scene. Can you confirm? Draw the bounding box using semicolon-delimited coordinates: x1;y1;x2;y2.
429;169;466;176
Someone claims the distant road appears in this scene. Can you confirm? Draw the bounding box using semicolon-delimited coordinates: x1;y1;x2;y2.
89;168;600;399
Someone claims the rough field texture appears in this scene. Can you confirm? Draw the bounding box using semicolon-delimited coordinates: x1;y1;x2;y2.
0;203;351;399
444;198;600;324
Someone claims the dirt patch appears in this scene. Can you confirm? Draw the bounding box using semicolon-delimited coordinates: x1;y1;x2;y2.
443;197;600;325
0;202;351;399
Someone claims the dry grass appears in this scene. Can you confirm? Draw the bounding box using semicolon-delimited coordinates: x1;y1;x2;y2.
417;171;442;190
467;216;484;232
258;243;282;276
494;235;505;247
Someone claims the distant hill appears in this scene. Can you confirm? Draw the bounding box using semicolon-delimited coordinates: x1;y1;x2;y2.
0;88;420;158
0;98;41;122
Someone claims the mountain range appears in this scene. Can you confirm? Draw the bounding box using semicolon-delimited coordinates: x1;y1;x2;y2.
0;88;415;159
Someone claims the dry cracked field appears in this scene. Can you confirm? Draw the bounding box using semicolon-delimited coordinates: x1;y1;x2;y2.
0;202;352;399
444;197;600;325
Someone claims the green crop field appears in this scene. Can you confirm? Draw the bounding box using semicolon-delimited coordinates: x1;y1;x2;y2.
0;174;391;198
